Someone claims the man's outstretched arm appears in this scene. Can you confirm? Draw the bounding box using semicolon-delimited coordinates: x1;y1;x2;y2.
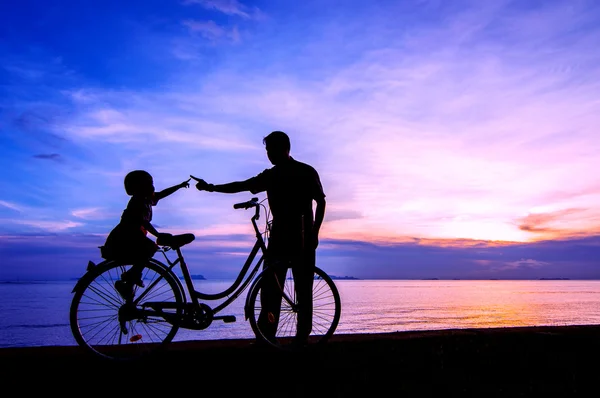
190;175;253;194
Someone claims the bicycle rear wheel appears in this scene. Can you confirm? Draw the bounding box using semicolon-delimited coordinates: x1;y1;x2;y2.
70;259;184;361
247;266;341;350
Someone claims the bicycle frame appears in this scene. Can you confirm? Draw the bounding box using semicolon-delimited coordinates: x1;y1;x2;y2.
135;198;293;325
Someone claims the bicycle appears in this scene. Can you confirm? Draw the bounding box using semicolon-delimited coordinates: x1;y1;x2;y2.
69;197;341;361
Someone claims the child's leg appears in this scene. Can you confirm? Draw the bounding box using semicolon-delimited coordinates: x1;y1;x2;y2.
124;263;145;286
122;237;158;286
116;260;148;299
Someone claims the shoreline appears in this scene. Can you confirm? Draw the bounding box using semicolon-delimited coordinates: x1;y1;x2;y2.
2;324;599;396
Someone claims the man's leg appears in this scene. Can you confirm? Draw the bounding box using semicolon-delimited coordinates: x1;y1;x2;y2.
293;249;315;342
257;258;287;341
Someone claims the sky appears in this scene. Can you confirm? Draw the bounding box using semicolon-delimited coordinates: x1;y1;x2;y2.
1;0;600;281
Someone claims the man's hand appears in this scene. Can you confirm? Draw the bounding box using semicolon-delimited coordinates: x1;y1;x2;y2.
190;175;210;191
179;178;191;189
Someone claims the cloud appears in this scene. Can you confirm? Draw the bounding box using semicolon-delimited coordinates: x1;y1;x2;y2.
516;208;598;237
33;153;63;163
503;258;549;270
61;101;259;152
0;200;24;212
2;232;600;281
183;0;263;20
325;209;364;223
8;109;69;147
71;208;104;220
4;219;83;232
182;20;240;43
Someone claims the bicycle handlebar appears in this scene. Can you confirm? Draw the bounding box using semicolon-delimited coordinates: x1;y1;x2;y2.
233;197;259;210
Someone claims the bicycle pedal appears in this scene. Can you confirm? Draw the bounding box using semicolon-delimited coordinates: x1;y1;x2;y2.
221;315;236;323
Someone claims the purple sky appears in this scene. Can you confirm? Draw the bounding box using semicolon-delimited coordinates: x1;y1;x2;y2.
1;0;600;280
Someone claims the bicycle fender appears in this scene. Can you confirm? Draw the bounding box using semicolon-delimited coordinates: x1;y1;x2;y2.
243;272;264;320
71;260;109;293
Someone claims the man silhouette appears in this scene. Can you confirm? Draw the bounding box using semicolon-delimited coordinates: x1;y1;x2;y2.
191;131;326;346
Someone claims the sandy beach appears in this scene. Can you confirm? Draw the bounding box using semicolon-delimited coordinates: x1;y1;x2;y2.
1;325;598;396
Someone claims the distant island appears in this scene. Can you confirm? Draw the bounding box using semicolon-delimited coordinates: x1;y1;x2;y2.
539;278;570;280
329;275;360;280
177;274;206;280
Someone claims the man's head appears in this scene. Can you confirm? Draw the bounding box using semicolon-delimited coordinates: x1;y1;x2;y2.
263;131;291;165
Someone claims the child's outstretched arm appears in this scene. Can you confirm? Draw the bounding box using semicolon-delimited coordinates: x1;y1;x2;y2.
154;178;191;201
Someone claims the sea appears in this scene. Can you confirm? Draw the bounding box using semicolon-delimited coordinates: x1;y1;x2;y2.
1;279;600;348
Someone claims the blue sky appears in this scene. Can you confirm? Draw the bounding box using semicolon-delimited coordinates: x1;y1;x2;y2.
1;0;600;280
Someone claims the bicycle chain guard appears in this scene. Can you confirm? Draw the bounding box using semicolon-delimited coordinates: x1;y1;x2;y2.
180;303;213;330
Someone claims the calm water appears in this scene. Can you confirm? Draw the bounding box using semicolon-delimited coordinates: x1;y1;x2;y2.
1;279;599;348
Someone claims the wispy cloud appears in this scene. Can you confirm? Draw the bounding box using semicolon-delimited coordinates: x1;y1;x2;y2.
0;200;24;212
5;219;83;231
62;101;259;151
182;20;240;43
517;209;586;233
33;153;63;163
183;0;264;20
503;258;549;270
71;208;104;220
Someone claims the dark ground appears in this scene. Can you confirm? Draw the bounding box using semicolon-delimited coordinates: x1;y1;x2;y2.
1;325;599;397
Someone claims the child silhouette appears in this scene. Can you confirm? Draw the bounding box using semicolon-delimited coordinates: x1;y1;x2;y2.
101;170;190;300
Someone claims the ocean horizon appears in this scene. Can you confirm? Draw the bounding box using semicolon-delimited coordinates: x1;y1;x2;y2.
2;277;597;282
2;279;599;348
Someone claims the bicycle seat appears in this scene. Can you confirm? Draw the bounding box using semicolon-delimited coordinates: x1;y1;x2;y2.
157;233;195;249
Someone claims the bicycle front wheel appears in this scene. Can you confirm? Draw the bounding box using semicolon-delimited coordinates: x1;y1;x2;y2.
69;259;184;361
247;266;341;350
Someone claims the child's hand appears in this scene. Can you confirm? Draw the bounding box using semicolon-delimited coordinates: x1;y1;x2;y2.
180;178;191;189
